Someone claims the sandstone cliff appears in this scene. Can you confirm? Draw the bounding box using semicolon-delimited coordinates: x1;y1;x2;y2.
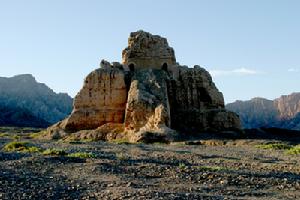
274;93;300;120
45;31;242;142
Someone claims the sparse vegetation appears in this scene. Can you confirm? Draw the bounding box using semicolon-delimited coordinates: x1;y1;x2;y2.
255;143;292;150
0;133;9;137
111;138;130;145
62;137;97;144
42;148;67;156
29;131;46;139
115;152;127;160
3;141;42;153
67;152;97;158
255;142;300;155
178;163;187;170
286;145;300;155
12;135;21;140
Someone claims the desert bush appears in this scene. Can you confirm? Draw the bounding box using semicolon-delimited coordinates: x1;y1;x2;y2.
29;131;46;139
12;135;21;140
42;148;67;156
62;137;97;144
111;138;130;145
178;163;187;170
67;152;96;158
0;133;9;137
255;143;292;150
3;141;41;153
286;145;300;155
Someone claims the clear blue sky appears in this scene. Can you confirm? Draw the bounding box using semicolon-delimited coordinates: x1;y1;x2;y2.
1;0;299;103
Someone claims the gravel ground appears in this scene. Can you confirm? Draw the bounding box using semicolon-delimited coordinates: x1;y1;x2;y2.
0;131;299;200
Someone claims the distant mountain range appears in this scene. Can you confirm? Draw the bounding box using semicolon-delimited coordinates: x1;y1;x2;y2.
1;74;300;131
226;93;300;130
0;74;73;127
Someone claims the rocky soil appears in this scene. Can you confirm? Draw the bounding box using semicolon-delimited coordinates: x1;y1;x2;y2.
0;129;299;200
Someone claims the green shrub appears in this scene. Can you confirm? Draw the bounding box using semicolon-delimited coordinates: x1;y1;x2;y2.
67;152;96;158
3;141;42;153
0;133;9;137
42;148;67;156
12;135;21;140
255;143;292;150
111;138;130;144
286;145;300;155
178;163;187;170
29;131;45;139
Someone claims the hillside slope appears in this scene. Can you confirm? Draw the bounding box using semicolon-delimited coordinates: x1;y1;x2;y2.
0;74;73;127
226;93;300;130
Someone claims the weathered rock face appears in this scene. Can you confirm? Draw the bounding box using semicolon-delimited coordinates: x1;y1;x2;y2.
124;69;171;131
63;68;128;131
274;93;300;120
46;30;242;142
122;31;176;70
167;65;239;133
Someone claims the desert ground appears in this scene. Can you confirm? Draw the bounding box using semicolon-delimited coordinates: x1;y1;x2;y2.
0;127;299;200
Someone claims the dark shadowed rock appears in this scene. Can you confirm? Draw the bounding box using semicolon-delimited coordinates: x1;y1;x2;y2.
0;74;73;127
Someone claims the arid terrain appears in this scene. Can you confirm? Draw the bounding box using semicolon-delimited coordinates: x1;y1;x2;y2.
0;127;299;200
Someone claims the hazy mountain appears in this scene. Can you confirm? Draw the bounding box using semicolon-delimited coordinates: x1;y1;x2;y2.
0;104;49;127
0;74;73;127
226;93;300;130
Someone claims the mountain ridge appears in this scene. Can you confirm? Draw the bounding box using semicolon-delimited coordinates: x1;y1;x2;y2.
0;74;73;127
226;92;300;130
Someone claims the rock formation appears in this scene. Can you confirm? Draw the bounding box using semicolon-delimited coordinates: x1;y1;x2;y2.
45;30;242;142
226;93;300;130
63;68;128;131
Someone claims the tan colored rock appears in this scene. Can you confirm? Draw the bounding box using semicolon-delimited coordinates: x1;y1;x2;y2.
124;69;170;131
274;93;300;120
123;69;178;142
122;30;176;70
45;30;242;142
64;68;128;131
168;65;224;110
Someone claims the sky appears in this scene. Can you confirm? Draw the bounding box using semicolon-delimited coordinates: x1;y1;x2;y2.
0;0;299;103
